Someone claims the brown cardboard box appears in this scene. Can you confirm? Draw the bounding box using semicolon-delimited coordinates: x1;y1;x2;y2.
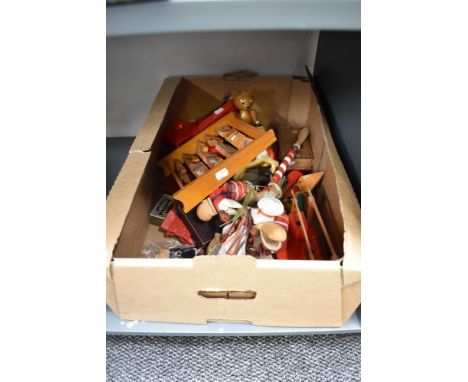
106;76;361;327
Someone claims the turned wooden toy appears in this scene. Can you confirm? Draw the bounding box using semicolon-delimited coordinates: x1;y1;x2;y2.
297;171;325;193
196;198;217;221
258;222;287;252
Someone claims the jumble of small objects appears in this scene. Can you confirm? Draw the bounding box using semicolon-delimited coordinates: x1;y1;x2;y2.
143;90;337;260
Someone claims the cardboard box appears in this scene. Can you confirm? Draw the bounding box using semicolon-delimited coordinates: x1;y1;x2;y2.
106;76;361;327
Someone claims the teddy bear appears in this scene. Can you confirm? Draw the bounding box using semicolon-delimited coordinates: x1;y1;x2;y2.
233;90;263;129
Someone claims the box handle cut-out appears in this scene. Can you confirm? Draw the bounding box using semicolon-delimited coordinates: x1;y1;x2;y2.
198;291;257;300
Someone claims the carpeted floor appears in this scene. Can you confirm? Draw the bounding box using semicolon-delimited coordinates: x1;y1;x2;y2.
106;334;361;381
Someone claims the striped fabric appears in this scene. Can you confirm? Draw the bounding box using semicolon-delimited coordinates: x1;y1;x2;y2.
273;213;290;232
209;181;249;212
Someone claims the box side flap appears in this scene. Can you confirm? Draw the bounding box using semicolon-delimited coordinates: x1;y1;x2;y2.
106;151;151;279
342;280;361;324
111;256;343;327
106;276;120;315
129;76;182;153
309;87;361;286
287;79;313;128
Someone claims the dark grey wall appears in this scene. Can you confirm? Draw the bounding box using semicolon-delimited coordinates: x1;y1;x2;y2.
313;31;361;200
106;137;134;195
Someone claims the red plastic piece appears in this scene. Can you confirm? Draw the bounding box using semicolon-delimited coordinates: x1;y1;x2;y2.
277;211;324;260
282;170;304;198
172;120;197;131
164;98;237;148
160;208;195;246
267;146;276;160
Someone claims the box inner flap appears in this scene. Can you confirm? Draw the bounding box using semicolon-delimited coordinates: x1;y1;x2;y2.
129;77;182;153
106;151;151;277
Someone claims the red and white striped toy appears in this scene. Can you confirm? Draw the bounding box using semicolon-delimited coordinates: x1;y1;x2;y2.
271;127;310;185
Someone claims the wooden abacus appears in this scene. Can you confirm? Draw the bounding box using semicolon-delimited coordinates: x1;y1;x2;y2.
158;112;277;213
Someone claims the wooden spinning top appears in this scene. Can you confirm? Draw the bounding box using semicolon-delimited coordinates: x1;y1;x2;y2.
297;171;325;192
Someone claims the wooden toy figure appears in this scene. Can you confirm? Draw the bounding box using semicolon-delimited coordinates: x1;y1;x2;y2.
233;90;263;129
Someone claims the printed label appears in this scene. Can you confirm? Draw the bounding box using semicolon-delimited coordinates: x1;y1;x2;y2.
257;150;268;158
214;107;224;115
215;168;229;180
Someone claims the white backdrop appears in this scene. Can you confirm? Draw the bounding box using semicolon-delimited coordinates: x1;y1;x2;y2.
107;30;319;137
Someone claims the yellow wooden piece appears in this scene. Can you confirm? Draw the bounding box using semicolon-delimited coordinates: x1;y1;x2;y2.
158;113;277;212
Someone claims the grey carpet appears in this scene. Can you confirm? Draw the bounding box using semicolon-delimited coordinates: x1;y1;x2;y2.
106;334;361;381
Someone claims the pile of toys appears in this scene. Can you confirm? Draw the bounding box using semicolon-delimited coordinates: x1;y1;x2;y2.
144;90;337;260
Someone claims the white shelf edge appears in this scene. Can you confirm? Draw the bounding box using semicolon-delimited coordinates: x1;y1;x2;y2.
106;306;361;336
107;0;361;37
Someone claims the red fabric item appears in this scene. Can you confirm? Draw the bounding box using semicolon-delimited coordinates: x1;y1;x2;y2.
160;208;195;246
209;181;249;212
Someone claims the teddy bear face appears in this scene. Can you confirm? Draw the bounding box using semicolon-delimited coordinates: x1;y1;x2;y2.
234;91;254;111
